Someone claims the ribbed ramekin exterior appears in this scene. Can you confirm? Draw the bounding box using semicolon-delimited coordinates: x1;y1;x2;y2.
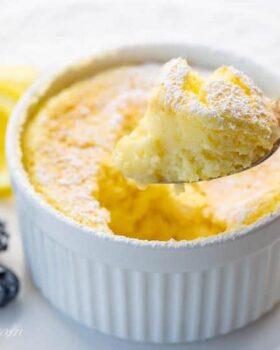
17;200;280;343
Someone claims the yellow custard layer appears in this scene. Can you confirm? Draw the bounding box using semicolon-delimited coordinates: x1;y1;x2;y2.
22;64;280;241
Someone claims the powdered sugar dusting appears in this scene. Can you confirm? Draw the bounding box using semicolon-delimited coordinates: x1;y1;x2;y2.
24;64;159;231
206;80;256;125
158;57;190;111
154;58;278;138
227;65;262;96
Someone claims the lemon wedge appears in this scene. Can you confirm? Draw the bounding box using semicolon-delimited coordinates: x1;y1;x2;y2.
0;66;37;197
0;66;37;100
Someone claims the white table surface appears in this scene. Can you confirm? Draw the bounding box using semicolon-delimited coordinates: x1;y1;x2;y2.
1;0;280;348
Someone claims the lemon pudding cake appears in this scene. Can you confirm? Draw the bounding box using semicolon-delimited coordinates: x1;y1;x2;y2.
113;58;280;184
22;62;280;241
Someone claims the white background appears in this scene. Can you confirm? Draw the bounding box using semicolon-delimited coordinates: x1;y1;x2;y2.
1;0;280;349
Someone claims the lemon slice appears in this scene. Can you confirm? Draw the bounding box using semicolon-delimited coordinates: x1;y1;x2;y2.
0;66;37;197
0;170;11;197
0;66;37;100
0;96;14;196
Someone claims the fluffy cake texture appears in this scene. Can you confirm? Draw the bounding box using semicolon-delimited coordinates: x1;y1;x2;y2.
113;58;280;184
22;64;280;241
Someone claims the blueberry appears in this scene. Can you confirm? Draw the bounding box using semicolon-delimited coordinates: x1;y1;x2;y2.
0;265;19;307
0;221;9;252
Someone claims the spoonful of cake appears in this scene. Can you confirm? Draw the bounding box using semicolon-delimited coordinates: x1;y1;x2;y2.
113;58;280;185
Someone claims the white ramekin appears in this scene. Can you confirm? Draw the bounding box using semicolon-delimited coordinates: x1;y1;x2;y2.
6;44;280;343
